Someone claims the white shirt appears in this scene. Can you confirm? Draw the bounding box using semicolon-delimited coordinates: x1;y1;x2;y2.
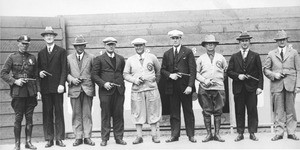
278;46;286;55
47;44;55;53
173;45;181;55
240;48;249;58
106;52;115;58
76;52;84;61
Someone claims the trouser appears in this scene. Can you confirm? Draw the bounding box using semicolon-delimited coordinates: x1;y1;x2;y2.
71;92;93;139
168;90;195;138
234;86;258;134
11;97;37;143
42;93;65;141
272;88;297;135
99;91;125;141
198;88;225;118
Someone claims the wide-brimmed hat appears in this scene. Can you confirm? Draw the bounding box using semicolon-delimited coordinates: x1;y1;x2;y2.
17;35;31;44
274;30;289;40
201;34;219;47
236;31;252;40
41;26;58;36
103;37;117;44
72;35;88;45
168;30;184;38
131;38;147;45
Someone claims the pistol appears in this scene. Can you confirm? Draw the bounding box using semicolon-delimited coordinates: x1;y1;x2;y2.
44;71;52;76
110;83;121;87
177;72;191;76
22;78;36;81
245;74;259;81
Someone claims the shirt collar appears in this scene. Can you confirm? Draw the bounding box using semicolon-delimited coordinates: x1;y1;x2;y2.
47;44;55;51
137;53;145;59
106;52;115;58
240;48;249;53
76;52;84;58
173;45;181;52
278;46;286;54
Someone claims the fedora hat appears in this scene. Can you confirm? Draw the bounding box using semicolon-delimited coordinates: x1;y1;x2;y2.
41;26;58;36
72;35;88;45
201;34;219;47
236;31;252;40
274;30;289;40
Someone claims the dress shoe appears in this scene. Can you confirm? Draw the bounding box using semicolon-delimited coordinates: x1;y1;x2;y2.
165;137;179;143
25;141;37;149
132;137;143;144
271;135;283;141
45;140;54;148
188;136;197;143
73;139;83;146
214;134;225;142
56;140;66;147
234;134;244;142
202;133;213;142
249;133;258;141
100;140;107;146
116;139;127;145
152;136;161;143
84;138;95;146
287;134;299;140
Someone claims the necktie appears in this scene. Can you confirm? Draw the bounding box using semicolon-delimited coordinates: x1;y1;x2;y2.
139;56;144;66
242;50;246;60
48;47;51;54
280;49;284;60
78;55;81;61
174;48;178;61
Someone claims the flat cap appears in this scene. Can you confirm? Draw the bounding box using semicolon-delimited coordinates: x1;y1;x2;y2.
103;37;117;44
168;30;184;38
131;38;147;45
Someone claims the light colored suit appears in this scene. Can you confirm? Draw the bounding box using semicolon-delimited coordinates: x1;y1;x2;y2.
67;52;95;139
264;47;300;136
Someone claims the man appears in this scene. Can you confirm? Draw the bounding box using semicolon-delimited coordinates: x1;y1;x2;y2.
161;30;197;143
37;26;67;148
196;35;227;142
263;30;300;141
123;38;162;144
227;31;263;142
67;35;95;146
91;37;127;146
1;35;40;150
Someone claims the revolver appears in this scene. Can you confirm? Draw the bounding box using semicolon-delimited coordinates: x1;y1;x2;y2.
110;83;121;87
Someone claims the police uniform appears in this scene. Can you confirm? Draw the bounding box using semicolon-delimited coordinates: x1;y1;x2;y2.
0;35;39;150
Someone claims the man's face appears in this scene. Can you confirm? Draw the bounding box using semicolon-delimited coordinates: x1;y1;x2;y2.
104;43;116;53
205;43;216;52
134;44;145;55
239;39;250;50
74;45;86;54
43;34;55;44
18;42;29;53
276;38;288;48
170;36;181;47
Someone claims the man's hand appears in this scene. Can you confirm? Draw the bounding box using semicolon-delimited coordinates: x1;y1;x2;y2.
183;86;192;95
238;74;248;80
14;78;27;86
104;82;112;90
274;73;285;80
134;77;144;85
72;78;82;85
256;88;262;95
39;70;47;78
36;92;42;100
169;73;181;80
57;85;64;93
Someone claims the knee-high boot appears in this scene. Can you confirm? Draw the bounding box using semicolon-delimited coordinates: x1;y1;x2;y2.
13;123;21;150
214;116;225;142
25;124;37;149
202;116;213;142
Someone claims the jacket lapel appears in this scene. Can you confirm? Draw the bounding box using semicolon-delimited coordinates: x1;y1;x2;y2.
80;53;89;73
168;48;174;64
103;52;114;69
283;48;292;62
176;46;185;63
71;53;80;73
245;50;255;68
237;51;244;69
274;49;282;62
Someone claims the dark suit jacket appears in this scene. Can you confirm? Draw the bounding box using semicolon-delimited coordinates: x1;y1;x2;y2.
37;44;67;94
91;52;125;96
227;50;263;95
161;45;196;94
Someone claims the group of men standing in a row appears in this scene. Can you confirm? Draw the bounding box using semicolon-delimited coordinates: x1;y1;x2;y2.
1;26;299;150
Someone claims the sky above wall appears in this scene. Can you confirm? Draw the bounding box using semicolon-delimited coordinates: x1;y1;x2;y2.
0;0;300;17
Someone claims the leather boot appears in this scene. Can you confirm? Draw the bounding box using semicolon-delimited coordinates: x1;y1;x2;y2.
202;116;213;142
214;116;225;142
25;124;37;149
14;124;21;150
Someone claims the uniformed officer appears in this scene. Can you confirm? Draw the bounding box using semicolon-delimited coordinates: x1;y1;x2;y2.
1;35;41;150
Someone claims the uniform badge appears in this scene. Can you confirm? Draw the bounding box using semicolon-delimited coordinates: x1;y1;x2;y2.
147;63;154;71
216;60;223;69
29;59;33;64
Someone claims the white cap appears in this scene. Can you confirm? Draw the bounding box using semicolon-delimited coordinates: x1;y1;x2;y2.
102;37;117;44
168;30;184;38
131;38;147;45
